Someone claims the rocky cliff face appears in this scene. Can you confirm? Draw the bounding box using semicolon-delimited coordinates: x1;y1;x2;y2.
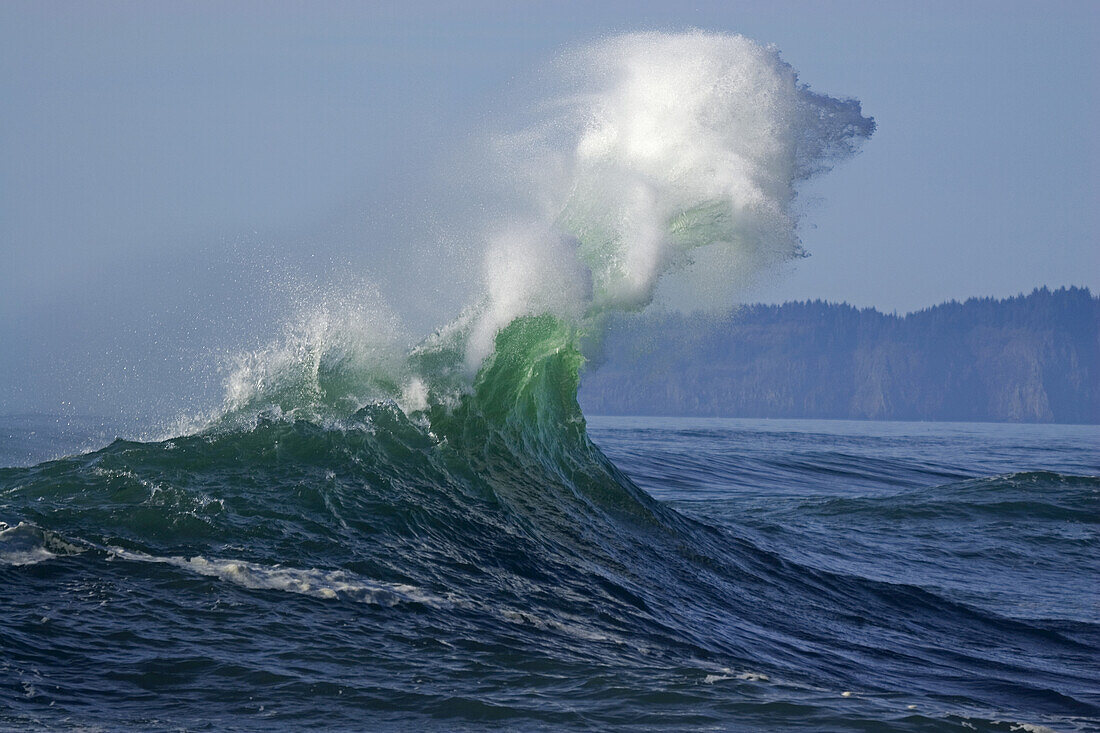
579;287;1099;423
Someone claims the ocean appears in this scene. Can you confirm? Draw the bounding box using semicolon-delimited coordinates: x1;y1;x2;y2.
2;379;1097;731
2;30;1096;733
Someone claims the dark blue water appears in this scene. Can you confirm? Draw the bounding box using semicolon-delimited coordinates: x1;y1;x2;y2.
2;408;1097;732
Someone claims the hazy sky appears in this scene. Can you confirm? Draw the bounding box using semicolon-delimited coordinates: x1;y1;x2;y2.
2;1;1098;419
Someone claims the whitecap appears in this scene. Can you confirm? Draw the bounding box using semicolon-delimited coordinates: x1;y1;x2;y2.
108;547;441;608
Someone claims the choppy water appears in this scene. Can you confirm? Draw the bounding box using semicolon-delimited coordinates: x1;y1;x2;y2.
2;389;1096;731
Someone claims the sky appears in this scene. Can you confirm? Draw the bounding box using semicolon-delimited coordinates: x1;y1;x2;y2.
1;0;1098;420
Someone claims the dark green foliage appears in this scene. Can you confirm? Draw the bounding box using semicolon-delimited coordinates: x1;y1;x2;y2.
579;287;1100;423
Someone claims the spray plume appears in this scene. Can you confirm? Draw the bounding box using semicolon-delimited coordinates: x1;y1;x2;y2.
215;31;874;424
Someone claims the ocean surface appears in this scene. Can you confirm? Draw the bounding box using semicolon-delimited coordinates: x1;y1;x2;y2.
2;396;1097;731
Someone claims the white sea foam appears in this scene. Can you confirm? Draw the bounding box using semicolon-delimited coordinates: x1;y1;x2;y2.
703;667;772;684
0;522;83;566
109;547;439;607
0;523;55;566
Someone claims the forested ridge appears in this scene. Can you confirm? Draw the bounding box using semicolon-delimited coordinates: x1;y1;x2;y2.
579;287;1099;423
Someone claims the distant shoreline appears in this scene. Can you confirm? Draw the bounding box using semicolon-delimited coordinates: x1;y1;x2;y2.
585;414;1100;429
580;287;1100;425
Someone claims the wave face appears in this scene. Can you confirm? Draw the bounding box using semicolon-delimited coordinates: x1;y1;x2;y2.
2;32;1096;732
4;398;1098;731
6;342;1099;731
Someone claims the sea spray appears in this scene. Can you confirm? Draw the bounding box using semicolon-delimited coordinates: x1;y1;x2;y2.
214;32;873;427
496;32;873;315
